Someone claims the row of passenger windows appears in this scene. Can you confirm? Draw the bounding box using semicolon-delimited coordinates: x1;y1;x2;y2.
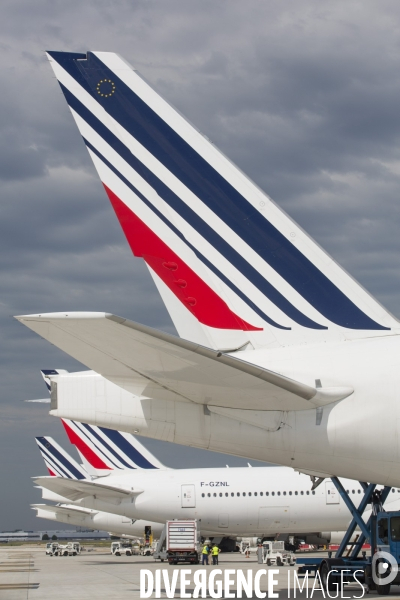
201;491;316;498
345;489;398;494
200;488;399;499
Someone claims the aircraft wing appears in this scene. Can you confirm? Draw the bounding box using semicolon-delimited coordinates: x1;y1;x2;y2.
33;476;143;504
16;312;352;411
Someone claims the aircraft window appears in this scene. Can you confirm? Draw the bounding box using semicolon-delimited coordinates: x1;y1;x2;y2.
231;493;234;497
207;493;211;497
289;491;292;495
277;492;280;496
219;493;223;497
283;491;286;495
358;490;361;494
225;493;228;497
202;493;205;497
295;491;298;495
213;493;217;497
266;492;269;496
352;490;355;494
243;492;246;496
237;493;240;497
392;489;395;493
306;491;309;495
249;492;252;496
312;491;315;495
260;492;263;496
254;492;257;496
301;491;304;495
271;492;275;496
346;490;349;493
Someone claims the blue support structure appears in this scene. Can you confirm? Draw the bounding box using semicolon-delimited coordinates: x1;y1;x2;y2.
330;477;392;558
350;485;392;558
296;477;399;590
331;478;374;557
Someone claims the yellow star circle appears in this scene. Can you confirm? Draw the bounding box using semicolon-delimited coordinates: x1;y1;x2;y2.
96;79;116;98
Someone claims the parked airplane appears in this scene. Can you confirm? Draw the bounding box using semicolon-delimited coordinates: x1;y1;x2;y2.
33;434;164;539
34;420;400;547
16;51;400;488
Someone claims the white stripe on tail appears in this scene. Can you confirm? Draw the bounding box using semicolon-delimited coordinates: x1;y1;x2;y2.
46;51;399;350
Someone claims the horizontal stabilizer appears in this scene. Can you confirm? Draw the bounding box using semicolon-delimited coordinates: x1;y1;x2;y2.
31;503;97;518
33;475;142;504
16;312;353;411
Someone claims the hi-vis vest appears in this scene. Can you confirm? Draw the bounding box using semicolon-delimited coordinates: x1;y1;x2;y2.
202;545;209;555
212;546;219;555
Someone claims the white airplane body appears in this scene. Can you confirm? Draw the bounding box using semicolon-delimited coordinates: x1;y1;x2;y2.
34;423;400;542
36;465;400;540
16;51;400;488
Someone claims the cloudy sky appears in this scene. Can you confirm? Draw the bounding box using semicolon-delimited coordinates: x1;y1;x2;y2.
2;0;400;530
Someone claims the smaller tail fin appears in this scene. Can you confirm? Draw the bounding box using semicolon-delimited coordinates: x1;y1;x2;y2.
35;436;87;480
40;369;69;393
62;419;168;476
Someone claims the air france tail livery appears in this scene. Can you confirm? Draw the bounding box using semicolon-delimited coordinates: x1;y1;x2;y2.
16;52;400;488
35;436;87;479
34;434;163;538
61;419;166;476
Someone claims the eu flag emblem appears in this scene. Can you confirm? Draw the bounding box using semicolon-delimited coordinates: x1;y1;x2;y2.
96;79;116;98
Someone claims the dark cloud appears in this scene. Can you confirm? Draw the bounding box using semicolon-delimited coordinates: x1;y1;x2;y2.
2;0;400;529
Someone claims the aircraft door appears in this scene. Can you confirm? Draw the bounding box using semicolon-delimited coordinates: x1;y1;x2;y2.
325;481;340;504
181;484;196;508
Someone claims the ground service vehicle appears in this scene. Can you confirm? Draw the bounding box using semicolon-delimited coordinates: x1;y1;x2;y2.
111;541;133;556
45;542;59;556
154;520;200;565
297;479;400;595
57;542;80;556
260;541;295;566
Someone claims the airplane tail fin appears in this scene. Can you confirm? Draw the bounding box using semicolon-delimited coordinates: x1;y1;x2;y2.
41;369;69;393
61;418;168;476
46;51;398;349
35;436;87;480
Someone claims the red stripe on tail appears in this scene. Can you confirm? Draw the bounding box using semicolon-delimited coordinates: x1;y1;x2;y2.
104;185;262;331
62;420;111;470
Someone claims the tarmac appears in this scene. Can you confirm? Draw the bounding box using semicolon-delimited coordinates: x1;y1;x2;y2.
0;546;397;599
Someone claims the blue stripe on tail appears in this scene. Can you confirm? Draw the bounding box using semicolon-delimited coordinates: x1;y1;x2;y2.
36;436;86;480
48;51;389;331
97;427;158;469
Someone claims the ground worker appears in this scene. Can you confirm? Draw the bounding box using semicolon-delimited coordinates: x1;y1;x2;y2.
211;544;220;565
201;542;210;565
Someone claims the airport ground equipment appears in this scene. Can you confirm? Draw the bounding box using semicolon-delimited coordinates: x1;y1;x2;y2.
296;477;400;595
142;525;154;556
259;540;296;566
111;541;134;556
56;542;80;556
153;520;200;565
45;542;60;556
